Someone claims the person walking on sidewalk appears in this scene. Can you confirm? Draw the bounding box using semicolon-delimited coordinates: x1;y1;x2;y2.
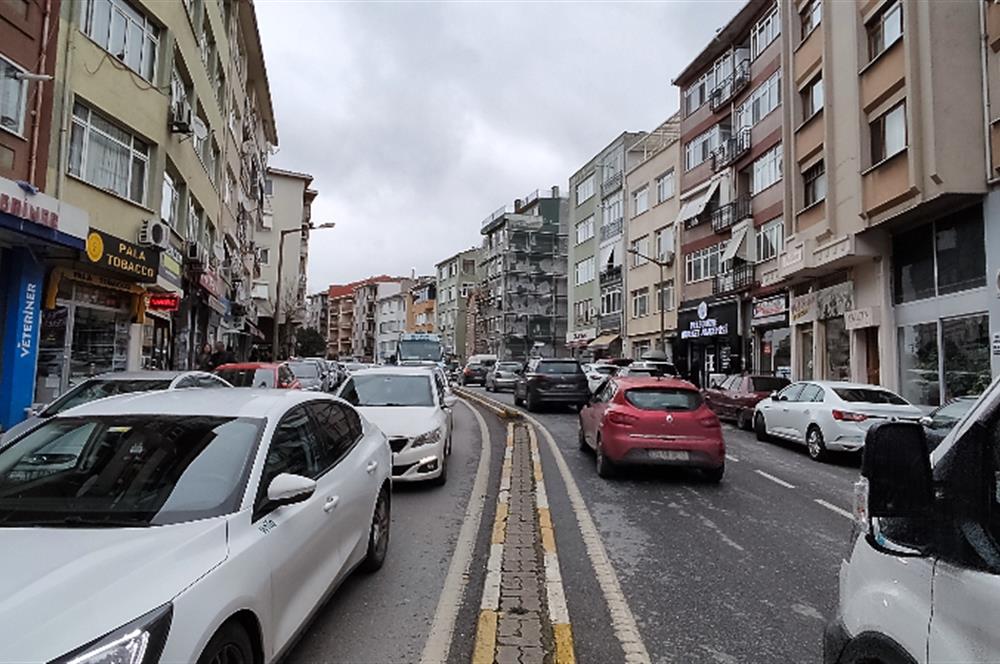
197;343;214;371
210;341;235;369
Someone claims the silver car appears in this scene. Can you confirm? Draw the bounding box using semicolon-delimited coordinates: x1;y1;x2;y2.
485;361;523;392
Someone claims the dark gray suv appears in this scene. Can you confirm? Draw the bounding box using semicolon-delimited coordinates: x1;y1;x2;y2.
513;359;589;412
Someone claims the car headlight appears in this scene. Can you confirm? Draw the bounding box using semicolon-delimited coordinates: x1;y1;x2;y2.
411;428;443;448
52;604;172;664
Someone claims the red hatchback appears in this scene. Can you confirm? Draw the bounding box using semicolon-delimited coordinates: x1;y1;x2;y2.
578;376;725;481
214;362;300;389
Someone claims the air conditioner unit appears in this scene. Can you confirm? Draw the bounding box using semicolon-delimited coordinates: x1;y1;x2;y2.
661;249;675;266
137;218;170;249
169;101;192;134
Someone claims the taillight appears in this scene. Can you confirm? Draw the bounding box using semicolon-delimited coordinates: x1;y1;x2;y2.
832;409;868;422
698;414;721;428
606;410;638;427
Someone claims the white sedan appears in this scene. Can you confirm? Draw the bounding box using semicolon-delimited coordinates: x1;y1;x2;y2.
337;366;456;485
583;363;620;393
0;388;391;664
753;380;923;461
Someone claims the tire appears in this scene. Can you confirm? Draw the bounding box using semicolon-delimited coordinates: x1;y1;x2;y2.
359;486;391;573
702;464;725;483
525;391;538;412
806;425;828;462
486;380;494;392
446;433;453;457
197;620;254;664
431;452;448;486
514;391;524;407
736;409;750;431
754;413;770;442
595;436;614;479
578;418;589;451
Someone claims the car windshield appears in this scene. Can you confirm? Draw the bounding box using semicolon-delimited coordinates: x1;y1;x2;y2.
498;363;521;372
833;388;908;405
43;379;174;416
289;362;319;379
536;362;582;375
625;388;702;411
216;368;274;388
0;415;263;527
751;377;790;393
340;374;435;407
932;399;977;427
399;340;441;361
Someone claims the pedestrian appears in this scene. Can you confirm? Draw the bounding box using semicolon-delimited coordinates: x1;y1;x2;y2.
248;345;260;362
210;340;235;369
197;343;213;371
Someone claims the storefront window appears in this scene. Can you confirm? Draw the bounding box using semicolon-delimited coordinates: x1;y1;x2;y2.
758;328;791;378
825;317;850;381
897;322;940;406
70;307;130;381
800;328;814;380
942;314;990;400
936;213;986;296
893;224;935;304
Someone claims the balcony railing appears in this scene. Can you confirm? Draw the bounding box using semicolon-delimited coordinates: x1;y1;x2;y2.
599;217;624;242
709;59;751;112
601;171;623;196
712;128;751;171
599;265;622;285
710;195;751;234
713;262;755;295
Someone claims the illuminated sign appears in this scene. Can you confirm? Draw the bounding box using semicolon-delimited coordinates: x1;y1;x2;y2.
147;293;181;311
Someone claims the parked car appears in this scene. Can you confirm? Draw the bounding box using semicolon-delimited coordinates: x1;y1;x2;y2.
826;375;1000;664
300;357;333;390
703;374;790;430
215;362;300;389
919;395;979;451
0;370;232;444
0;388;391;664
459;354;497;386
577;376;724;481
616;362;671;378
583;362;621;393
337;367;456;485
753;381;923;462
513;358;589;412
486;361;523;392
288;360;325;391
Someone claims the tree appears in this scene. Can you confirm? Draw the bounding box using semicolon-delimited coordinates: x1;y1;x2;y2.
296;327;327;357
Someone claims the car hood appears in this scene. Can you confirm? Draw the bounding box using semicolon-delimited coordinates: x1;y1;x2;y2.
0;518;229;663
356;406;443;438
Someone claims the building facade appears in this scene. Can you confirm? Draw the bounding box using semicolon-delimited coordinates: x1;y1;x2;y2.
435;247;478;360
327;283;355;359
352;277;405;362
407;277;436;334
375;289;407;362
305;290;327;334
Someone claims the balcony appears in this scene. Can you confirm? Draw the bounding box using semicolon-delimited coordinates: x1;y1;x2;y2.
599;217;624;242
599;265;622;286
710;195;751;234
601;171;623;196
711;128;751;171
709;59;751;112
712;262;755;295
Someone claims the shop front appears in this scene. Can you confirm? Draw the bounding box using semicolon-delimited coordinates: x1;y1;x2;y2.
751;293;790;378
566;327;596;362
677;297;742;388
790;280;853;382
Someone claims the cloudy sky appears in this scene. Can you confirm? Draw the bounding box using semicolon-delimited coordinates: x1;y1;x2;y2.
255;0;743;292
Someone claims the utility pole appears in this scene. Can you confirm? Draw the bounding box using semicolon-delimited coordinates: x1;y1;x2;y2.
273;222;335;360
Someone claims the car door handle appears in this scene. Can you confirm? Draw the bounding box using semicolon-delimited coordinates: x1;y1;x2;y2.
323;496;340;513
366;461;378;474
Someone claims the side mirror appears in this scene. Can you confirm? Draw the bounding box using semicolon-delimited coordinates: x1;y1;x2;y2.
267;473;317;507
861;422;932;519
919;416;933;427
444;393;458;408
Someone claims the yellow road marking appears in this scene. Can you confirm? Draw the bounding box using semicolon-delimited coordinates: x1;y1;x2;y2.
553;623;576;664
471;610;499;664
538;507;556;553
491;503;508;544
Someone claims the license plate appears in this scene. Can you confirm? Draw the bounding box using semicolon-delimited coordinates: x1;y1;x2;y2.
648;450;689;461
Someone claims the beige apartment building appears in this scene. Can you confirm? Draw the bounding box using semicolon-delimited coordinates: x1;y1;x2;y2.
623;116;682;359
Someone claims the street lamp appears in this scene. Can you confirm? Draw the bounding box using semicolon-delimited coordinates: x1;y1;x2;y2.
273;222;336;360
626;247;669;356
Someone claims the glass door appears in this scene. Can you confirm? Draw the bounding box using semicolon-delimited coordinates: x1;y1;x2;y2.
800;328;814;380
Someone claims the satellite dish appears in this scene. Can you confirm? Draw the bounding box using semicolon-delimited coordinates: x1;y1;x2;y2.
191;116;209;141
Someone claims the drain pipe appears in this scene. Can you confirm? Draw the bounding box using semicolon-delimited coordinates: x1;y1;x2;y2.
27;0;52;187
55;1;77;198
982;0;995;184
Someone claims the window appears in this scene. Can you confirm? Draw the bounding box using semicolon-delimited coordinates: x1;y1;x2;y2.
870;102;906;165
161;170;180;227
79;0;159;81
892;206;986;304
750;144;782;195
750;6;780;60
685;125;726;171
575;215;595;244
575;174;595;205
685;242;728;284
632;187;649;217
228;95;241;136
462;259;476;274
736;70;781;129
632;341;651;361
800;0;821;37
656;170;675;203
802;161;826;207
756;218;784;262
257;407;324;510
602;191;623;226
460;282;474;298
655;226;674;260
631;236;649;266
68;101;149;205
684;70;713;116
867;1;902;61
575;257;595;286
574;299;593;323
631;288;649;318
601;288;622;315
656;280;674;312
264;177;273;196
0;57;27;135
802;76;823;119
799;384;824;402
224;168;236;206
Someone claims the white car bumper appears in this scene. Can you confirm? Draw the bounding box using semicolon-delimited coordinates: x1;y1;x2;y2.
391;442;445;482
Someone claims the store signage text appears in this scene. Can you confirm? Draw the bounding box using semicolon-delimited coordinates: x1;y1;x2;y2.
752;294;787;326
85;229;159;282
791;282;854;325
681;318;729;339
18;282;36;358
148;293;181;312
200;270;222;297
0;194;60;231
845;307;880;330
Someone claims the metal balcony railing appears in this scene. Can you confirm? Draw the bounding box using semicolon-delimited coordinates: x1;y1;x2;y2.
599;265;622;285
599;217;624;242
710;195;751;233
712;128;751;171
712;262;755;295
709;59;751;112
601;171;623;196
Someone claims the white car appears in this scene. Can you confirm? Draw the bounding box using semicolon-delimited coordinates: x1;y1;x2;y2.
337;366;455;485
583;363;620;393
0;388;391;664
753;380;923;461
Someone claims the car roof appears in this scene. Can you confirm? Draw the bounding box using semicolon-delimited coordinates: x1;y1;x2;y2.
613;376;697;390
349;366;436;377
56;388;336;419
216;363;280;370
799;380;894;390
83;371;196;381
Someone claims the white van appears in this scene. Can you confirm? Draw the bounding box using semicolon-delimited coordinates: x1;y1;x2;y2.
826;374;1000;663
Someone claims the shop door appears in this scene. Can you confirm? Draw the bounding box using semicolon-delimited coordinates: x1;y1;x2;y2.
70;306;130;383
800;329;814;380
35;307;70;405
865;328;880;385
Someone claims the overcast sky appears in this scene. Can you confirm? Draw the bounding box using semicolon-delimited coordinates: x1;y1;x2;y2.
255;0;743;292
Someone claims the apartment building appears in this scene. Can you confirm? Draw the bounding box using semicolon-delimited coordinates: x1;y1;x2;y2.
435;247;479;359
352;277;406;362
407;277;436;334
13;0;277;421
327;283;355;359
305;290;328;333
480;187;568;361
673;0;784;386
623;116;682;360
375;289;407;363
566;132;645;359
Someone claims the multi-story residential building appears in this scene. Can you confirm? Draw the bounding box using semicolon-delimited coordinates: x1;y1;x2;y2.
352;277;406;362
479;187;568;361
673;0;783;386
466;286;487;359
623;116;682;360
253;167;316;359
376;289;408;362
435;247;478;359
407;277;436;334
981;0;1000;388
305;290;328;334
20;0;276;420
327;283;356;359
566;132;645;359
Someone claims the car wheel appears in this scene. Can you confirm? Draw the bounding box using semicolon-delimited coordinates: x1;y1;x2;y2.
360;486;391;573
736;409;750;430
526;391;538;412
702;464;725;483
514;390;524;407
431;452;448;486
754;413;770;442
578;418;589;451
197;620;253;664
595;435;614;479
806;425;828;462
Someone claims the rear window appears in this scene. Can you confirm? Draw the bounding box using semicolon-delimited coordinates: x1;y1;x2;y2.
593;365;619;376
627;369;658;377
750;377;789;393
216;368;274;388
498;363;521;371
833;388;908;405
289;362;319;379
625;388;702;411
537;362;582;375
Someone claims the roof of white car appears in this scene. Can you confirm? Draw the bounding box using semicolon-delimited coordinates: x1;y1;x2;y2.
86;370;208;381
55;388;334;419
798;380;893;390
349;366;436;377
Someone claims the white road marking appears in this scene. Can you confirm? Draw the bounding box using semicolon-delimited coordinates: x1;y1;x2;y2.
480;543;504;610
814;499;854;520
725;454;739;462
419;400;492;664
754;469;796;489
544;551;571;624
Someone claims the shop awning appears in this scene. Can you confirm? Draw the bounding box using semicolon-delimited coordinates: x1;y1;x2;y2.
589;333;620;349
677;179;721;224
598;243;617;269
721;220;750;263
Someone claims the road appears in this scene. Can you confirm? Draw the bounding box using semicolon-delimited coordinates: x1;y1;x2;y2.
287;388;862;663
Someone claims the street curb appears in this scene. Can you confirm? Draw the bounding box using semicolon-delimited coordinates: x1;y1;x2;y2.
453;386;523;420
